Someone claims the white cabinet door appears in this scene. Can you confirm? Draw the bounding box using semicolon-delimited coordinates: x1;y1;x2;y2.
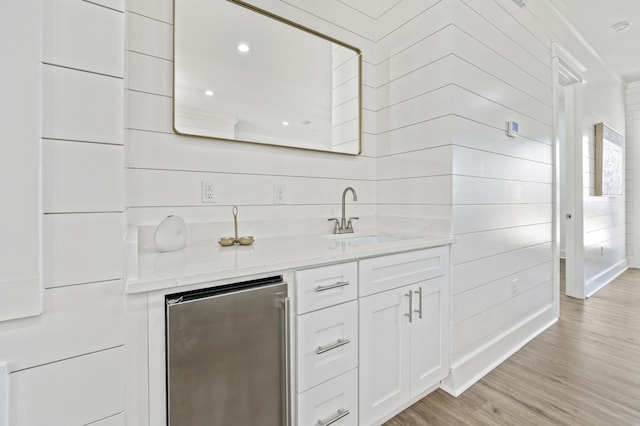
410;275;449;398
358;287;411;426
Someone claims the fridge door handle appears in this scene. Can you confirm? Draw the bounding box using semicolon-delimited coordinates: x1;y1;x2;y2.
283;296;292;426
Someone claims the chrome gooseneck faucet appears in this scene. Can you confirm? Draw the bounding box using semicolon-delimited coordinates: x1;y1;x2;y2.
329;187;359;234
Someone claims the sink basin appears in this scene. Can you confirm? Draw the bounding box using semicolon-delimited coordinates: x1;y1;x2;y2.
330;234;407;246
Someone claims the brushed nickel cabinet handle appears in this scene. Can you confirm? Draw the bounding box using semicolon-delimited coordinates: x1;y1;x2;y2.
318;409;350;426
415;286;423;319
316;338;350;355
405;290;413;323
315;281;349;292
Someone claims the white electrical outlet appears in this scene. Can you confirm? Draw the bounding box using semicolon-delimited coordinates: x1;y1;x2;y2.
511;279;519;297
201;180;215;203
0;362;8;426
274;184;287;204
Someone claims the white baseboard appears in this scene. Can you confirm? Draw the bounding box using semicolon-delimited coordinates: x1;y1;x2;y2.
440;304;557;396
585;259;628;298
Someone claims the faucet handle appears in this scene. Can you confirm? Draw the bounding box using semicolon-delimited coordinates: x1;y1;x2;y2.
347;217;359;229
328;218;340;233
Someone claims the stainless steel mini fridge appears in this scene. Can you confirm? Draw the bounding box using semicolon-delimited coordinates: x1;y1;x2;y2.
165;276;289;426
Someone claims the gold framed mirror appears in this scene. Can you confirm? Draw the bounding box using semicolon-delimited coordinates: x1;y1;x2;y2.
173;0;362;155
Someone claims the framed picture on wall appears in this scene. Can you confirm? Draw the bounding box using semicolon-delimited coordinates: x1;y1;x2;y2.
595;122;624;197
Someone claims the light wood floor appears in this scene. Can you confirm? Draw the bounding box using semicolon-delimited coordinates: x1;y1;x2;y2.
385;265;640;425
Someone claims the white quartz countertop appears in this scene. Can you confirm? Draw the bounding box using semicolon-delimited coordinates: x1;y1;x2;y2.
125;233;455;294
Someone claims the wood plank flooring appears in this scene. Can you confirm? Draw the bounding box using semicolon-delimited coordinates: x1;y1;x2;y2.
385;266;640;425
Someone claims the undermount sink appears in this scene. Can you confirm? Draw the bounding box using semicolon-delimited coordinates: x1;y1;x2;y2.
329;234;410;246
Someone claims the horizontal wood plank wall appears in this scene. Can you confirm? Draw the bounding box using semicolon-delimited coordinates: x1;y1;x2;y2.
626;81;640;266
126;0;378;237
449;0;554;362
2;1;127;425
374;0;455;236
581;81;626;295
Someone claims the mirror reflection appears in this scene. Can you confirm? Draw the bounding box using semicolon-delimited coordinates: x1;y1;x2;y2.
174;0;362;155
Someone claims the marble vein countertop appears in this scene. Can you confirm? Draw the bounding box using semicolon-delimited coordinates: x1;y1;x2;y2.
125;232;455;294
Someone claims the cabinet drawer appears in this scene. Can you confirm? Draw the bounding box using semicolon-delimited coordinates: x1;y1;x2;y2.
298;369;358;426
359;247;449;297
296;262;357;314
297;301;358;392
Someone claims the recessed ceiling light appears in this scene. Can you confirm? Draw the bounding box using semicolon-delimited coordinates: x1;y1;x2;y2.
613;21;632;32
204;90;214;96
237;43;250;53
282;121;289;126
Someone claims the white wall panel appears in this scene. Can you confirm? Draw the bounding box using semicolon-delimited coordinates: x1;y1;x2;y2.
452;26;552;105
452;223;552;265
453;0;551;85
377;145;451;180
451;86;552;144
452;176;551;204
452;204;552;234
88;0;124;11
377;176;452;205
452;116;552;164
126;130;376;181
128;168;376;208
42;65;124;144
458;0;550;64
378;55;453;110
126;12;172;59
126;52;172;96
376;85;452;134
453;261;552;324
281;0;376;41
43;0;124;77
127;91;173;134
452;281;553;357
43;213;124;287
453;146;552;183
90;413;125;426
127;0;173;23
43;140;125;213
0;0;42;321
452;56;551;124
0;280;124;372
377;26;452;104
452;242;552;295
374;0;451;67
376;115;452;156
10;348;125;426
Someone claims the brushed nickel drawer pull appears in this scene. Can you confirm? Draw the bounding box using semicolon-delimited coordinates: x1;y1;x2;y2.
318;408;350;426
315;281;350;292
316;338;350;355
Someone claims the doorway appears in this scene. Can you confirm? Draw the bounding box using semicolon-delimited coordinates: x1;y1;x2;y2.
553;43;586;305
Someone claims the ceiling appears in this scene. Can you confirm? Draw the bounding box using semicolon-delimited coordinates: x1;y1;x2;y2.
550;0;640;82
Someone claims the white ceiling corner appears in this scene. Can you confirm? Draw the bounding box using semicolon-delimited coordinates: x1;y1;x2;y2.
550;0;640;83
337;0;402;19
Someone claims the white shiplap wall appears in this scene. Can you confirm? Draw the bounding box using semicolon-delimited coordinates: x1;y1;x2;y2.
126;0;378;240
627;81;640;266
1;1;126;425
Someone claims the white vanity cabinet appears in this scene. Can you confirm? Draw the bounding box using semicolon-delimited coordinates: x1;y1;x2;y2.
295;262;360;425
358;247;450;425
